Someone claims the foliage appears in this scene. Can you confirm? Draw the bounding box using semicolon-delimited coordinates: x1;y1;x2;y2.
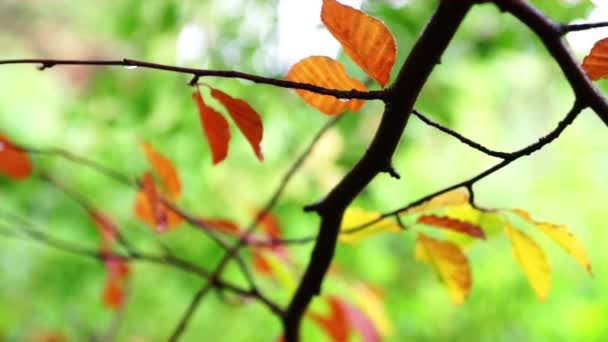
1;0;608;341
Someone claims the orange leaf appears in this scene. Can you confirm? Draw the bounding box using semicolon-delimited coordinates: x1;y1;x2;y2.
582;37;608;80
416;233;472;304
257;211;282;240
417;215;486;239
285;56;367;115
139;140;181;199
210;88;264;161
134;173;182;232
198;218;241;236
0;133;32;180
321;0;396;87
252;250;273;275
102;257;129;309
192;90;230;164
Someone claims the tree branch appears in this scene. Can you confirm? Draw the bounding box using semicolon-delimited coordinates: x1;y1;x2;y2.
559;21;608;34
283;2;473;341
492;0;608;126
0;58;387;100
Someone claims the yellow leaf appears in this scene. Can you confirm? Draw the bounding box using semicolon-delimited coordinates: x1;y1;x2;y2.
285;56;367;115
350;283;393;337
264;252;297;293
403;189;470;215
416;233;471;305
321;0;396;87
511;209;592;276
504;224;551;302
339;208;401;243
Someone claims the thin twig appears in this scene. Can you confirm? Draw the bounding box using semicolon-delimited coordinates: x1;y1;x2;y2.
413;109;510;158
168;116;342;341
0;58;387;100
560;21;608;34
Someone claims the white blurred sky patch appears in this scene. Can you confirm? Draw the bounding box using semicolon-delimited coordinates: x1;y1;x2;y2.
176;23;209;65
566;2;608;54
276;0;363;70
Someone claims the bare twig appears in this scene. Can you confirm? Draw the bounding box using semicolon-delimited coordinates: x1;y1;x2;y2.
413;109;510;158
560;21;608;34
0;58;387;100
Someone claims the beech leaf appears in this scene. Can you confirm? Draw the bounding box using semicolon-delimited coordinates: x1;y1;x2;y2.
504;224;551;302
103;257;130;309
192;90;231;164
285;56;367;115
134;173;182;231
416;233;472;304
308;296;350;342
582;37;608;80
0;133;32;180
139;140;181;199
340;208;401;243
210;88;264;161
512;209;592;275
417;215;486;240
88;210;118;254
197;218;241;236
321;0;396;87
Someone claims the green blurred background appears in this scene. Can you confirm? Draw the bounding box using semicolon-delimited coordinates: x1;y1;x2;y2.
1;0;608;341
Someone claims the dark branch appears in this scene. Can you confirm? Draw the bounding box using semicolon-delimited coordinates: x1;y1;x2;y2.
283;2;473;341
560;21;608;34
0;58;387;100
492;0;608;126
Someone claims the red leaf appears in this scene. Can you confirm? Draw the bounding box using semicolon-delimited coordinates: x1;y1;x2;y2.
88;210;118;254
140;173;168;232
257;211;281;240
193;90;230;165
308;296;350;342
139;140;181;199
102;257;129;309
210;88;264;161
0;133;32;180
418;215;486;239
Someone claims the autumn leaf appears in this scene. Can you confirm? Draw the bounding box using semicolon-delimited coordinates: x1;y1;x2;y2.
252;250;297;292
88;210;118;254
102;257;130;309
193;89;231;164
417;215;486;239
0;133;32;180
309;296;381;342
504;224;551;302
511;209;592;275
582;37;608;80
321;0;396;87
139;140;181;199
308;297;350;342
350;283;393;337
256;211;282;240
210;88;264;161
340;208;401;243
134;173;182;231
285;56;367;115
415;233;471;305
402;189;470;215
197;218;241;236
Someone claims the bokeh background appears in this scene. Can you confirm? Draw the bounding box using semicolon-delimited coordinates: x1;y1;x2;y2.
1;0;608;341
